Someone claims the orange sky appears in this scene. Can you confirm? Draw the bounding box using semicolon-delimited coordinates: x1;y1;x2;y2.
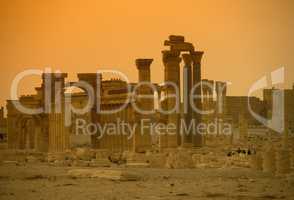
0;0;294;108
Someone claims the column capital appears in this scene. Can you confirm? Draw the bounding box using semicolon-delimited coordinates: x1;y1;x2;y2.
162;50;181;64
191;51;204;63
182;54;192;66
135;59;153;70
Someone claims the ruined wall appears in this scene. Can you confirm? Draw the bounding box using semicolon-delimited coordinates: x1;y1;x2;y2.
0;107;7;142
225;96;266;127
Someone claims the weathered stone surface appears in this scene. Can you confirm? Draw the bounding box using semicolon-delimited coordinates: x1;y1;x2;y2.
146;153;167;168
2;160;19;165
47;152;74;163
165;150;194;169
126;162;150;168
170;42;194;52
90;159;111;167
49;159;73;167
250;153;263;171
262;145;276;174
67;169;140;181
124;151;148;163
95;149;111;160
276;148;291;174
75;148;95;161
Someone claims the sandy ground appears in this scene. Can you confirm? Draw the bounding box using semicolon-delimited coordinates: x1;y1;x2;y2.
0;162;293;200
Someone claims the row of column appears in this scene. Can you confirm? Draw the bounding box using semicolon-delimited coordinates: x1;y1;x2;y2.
99;104;134;152
160;49;204;149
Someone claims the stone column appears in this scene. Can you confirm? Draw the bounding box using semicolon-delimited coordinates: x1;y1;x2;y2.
201;79;208;122
207;80;214;125
215;81;227;136
134;59;154;152
215;81;222;136
207;80;214;114
42;73;69;152
78;73;102;149
238;113;248;144
182;54;193;147
201;79;210;144
161;50;181;149
191;51;204;147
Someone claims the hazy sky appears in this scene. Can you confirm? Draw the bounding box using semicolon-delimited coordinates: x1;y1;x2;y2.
0;0;293;108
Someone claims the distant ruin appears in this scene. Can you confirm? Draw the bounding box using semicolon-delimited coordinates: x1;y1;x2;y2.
3;35;294;154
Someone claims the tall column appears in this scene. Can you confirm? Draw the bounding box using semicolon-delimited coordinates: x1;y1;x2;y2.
42;73;69;152
215;81;227;136
78;73;102;149
182;54;193;146
191;51;204;147
161;50;181;148
134;59;154;152
201;79;209;121
215;82;227;114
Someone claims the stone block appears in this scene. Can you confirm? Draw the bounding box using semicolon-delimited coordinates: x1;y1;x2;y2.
126;162;150;168
168;35;185;42
164;41;194;52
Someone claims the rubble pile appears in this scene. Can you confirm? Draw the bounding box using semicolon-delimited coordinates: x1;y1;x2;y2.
165;150;194;169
